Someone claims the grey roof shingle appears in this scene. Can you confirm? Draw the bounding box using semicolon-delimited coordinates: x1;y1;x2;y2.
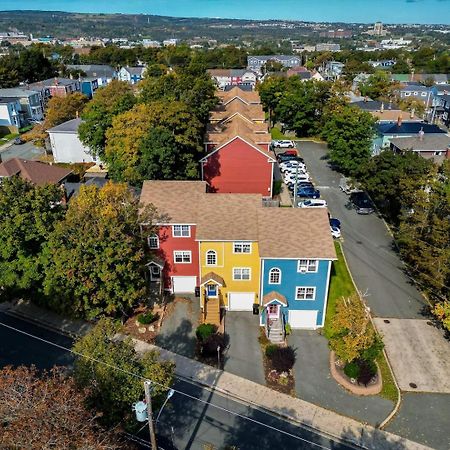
47;118;82;134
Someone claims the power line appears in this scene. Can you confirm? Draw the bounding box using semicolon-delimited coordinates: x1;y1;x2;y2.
0;319;342;450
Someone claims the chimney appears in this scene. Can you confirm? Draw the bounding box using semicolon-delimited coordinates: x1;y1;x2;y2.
76;110;79;119
397;115;403;127
380;102;384;113
410;108;415;118
418;128;425;141
364;96;368;103
54;77;59;85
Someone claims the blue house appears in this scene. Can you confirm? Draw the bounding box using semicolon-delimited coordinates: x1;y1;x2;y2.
80;77;99;99
257;209;336;342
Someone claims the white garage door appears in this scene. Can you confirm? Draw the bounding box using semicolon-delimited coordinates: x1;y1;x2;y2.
228;292;255;311
288;310;318;329
172;276;197;294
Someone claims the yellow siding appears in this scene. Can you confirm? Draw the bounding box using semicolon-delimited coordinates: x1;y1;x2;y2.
200;241;260;308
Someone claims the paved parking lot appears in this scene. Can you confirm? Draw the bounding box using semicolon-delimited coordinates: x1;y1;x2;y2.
297;140;450;449
0;141;45;162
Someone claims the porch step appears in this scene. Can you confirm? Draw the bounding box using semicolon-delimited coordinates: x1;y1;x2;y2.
204;298;221;326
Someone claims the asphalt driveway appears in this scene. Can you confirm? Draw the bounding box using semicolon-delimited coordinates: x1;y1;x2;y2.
288;330;393;426
0;141;45;162
223;311;265;385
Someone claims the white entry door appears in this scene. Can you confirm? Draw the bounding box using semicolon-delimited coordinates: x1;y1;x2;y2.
172;276;197;294
288;310;318;329
228;292;255;311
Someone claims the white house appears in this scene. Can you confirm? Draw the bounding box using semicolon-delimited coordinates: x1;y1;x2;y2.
0;88;44;123
118;66;147;84
47;118;101;164
0;97;22;130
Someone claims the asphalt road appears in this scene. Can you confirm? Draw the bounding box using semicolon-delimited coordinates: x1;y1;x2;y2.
0;312;354;450
0;141;46;162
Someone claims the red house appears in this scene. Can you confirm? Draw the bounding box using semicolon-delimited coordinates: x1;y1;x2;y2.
201;113;275;197
140;180;206;294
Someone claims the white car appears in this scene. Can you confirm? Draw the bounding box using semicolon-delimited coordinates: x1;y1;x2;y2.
330;226;341;239
272;140;295;148
279;162;306;172
283;166;308;176
284;173;310;184
298;199;327;208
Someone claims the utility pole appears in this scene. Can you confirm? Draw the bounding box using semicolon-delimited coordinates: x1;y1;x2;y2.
293;165;299;208
144;380;158;450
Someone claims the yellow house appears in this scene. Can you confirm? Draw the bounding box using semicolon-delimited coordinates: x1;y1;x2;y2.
196;194;262;324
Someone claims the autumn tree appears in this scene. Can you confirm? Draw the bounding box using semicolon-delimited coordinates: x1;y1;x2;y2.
359;70;397;101
0;365;128;449
105;101;203;184
43;91;89;128
78;80;136;157
73;319;175;425
0;177;65;299
43;182;158;320
329;294;383;363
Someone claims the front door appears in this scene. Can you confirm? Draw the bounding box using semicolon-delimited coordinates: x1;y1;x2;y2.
267;304;280;319
149;265;161;282
206;284;218;297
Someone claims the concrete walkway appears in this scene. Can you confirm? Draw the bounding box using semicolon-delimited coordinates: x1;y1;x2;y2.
1;300;431;450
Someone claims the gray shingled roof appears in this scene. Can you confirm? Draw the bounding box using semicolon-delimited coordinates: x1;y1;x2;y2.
67;64;116;78
0;87;40;98
390;135;450;151
47;118;82;134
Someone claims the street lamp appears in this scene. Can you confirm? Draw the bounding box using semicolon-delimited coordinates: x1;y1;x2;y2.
217;345;221;369
155;388;175;424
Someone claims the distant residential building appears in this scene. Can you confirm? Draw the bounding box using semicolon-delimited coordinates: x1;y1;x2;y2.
322;61;345;80
368;59;396;69
142;39;161;48
367;22;388;36
0;31;31;46
351;99;421;123
247;55;302;73
390;134;450;164
0;158;72;186
319;29;352;39
380;38;412;49
0;88;44;123
208;69;257;89
441;95;450;127
27;78;81;104
0;97;23;130
47;118;101;164
67;64;117;86
79;78;99;99
315;43;341;52
398;85;434;105
163;38;178;46
291;43;316;53
118;66;146;84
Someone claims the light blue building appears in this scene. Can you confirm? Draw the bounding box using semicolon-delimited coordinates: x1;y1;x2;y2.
257;209;336;342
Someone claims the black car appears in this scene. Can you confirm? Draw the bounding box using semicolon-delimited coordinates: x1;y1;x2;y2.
350;192;374;214
13;137;25;145
277;154;304;163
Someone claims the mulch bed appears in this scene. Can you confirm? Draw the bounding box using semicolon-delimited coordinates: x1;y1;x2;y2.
122;304;164;344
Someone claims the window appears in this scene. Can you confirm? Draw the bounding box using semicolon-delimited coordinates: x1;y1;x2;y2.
295;287;316;300
269;268;281;284
147;234;159;249
233;268;251;280
233;242;252;254
297;259;318;273
206;250;217;266
172;225;190;237
174;251;191;264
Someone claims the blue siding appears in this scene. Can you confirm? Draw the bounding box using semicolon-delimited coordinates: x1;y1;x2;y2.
261;259;331;327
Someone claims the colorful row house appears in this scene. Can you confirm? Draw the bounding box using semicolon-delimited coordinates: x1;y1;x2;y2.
139;181;336;336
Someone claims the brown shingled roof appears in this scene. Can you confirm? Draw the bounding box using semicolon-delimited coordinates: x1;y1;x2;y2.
200;272;226;286
196;194;262;241
0;158;72;186
263;291;288;306
257;208;337;260
139;180;207;223
216;87;261;105
210;101;265;123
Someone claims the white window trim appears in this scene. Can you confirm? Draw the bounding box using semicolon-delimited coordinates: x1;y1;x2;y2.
268;267;281;285
173;250;192;264
147;234;159;249
206;249;217;266
297;259;318;273
295;286;316;301
233;242;252;254
172;225;191;238
233;267;251;281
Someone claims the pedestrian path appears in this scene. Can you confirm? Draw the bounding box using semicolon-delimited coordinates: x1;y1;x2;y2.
2;300;431;450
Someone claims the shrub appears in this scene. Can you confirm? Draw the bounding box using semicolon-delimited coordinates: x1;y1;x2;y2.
361;335;384;362
137;311;158;325
284;323;292;336
196;323;216;342
273;180;283;196
357;359;377;386
265;344;278;358
269;346;296;372
343;361;360;379
202;333;225;357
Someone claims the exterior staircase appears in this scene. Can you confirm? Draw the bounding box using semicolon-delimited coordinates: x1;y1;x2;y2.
204;297;221;326
267;318;285;344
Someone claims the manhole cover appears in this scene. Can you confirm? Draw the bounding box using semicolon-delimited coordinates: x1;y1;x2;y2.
384;319;391;324
356;240;363;245
409;383;417;389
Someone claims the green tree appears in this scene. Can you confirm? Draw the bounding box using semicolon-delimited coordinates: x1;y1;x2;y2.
105;101;203;184
43;92;89;128
78;80;136;158
257;76;287;127
0;178;65;299
359;70;397;100
43;182;157;320
73;319;175;426
322;105;375;175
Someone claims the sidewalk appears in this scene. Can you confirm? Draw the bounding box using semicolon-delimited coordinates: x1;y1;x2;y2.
2;300;431;450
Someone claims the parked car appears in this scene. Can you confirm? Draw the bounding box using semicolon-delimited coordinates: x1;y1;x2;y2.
13;137;25;145
280;161;306;171
329;218;341;229
272;140;295;148
350;192;374;214
339;177;361;195
296;187;320;198
283;166;308;176
298;199;328;208
276;149;298;157
277;154;303;163
330;226;341;239
288;181;314;191
284;173;310;184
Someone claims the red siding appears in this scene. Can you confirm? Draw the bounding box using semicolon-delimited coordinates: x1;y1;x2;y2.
202;138;273;195
155;225;199;290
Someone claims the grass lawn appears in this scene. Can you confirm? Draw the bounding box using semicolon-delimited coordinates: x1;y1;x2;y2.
270;126;296;140
325;241;399;403
0;132;19;143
